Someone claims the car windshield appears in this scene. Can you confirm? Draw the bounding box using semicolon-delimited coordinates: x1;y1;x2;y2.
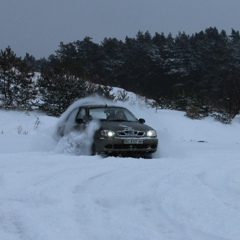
89;107;138;122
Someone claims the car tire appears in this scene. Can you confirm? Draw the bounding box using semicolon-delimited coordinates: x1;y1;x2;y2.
91;143;96;155
142;153;152;159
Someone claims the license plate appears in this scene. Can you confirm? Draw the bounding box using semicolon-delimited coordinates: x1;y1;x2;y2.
123;139;143;144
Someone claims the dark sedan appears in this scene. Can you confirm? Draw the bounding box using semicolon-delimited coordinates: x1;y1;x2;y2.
57;104;158;158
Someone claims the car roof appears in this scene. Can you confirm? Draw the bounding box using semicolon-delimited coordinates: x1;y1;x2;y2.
80;104;125;109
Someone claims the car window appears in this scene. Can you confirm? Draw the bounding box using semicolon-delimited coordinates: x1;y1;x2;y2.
123;110;137;121
89;107;137;121
115;108;137;121
76;108;86;120
64;108;79;134
67;108;79;124
89;108;107;120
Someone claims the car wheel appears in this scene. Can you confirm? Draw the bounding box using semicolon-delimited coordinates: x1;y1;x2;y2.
142;153;152;159
91;143;96;155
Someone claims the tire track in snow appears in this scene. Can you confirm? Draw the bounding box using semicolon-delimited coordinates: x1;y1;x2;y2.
72;161;191;240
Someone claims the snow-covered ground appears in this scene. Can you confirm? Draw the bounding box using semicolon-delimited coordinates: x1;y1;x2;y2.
1;99;240;240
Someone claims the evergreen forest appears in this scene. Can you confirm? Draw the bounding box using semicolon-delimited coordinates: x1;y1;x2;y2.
1;27;240;123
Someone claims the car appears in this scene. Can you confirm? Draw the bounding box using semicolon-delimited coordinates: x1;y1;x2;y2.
56;103;158;158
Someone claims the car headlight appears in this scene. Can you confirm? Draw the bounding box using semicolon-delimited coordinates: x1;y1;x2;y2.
100;130;116;137
146;130;157;137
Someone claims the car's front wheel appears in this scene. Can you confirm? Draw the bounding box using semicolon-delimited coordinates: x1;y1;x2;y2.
91;143;96;155
142;153;152;159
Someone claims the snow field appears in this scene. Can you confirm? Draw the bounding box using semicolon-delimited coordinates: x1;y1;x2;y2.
0;101;240;240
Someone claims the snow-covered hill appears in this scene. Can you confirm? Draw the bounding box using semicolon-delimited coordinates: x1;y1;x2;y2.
1;98;240;240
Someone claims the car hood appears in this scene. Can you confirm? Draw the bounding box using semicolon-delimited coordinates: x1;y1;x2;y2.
100;120;154;132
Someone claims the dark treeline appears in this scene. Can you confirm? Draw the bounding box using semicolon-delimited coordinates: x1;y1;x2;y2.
1;27;240;122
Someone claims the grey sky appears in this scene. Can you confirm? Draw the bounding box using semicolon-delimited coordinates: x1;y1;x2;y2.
1;0;240;58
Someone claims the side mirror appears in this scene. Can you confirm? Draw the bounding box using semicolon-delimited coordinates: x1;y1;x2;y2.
139;118;145;124
76;118;84;124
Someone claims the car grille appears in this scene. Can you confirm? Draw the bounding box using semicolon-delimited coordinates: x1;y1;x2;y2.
117;130;145;136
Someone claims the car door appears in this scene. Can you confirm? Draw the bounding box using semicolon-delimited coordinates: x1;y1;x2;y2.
62;107;80;135
74;107;87;131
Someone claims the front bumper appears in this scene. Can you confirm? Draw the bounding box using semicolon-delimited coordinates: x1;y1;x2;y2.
94;137;158;154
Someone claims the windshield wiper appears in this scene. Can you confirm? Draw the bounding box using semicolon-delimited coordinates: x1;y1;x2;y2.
110;119;132;122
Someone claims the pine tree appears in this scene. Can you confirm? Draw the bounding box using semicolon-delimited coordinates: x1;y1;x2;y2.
37;71;95;116
0;47;35;110
99;37;124;86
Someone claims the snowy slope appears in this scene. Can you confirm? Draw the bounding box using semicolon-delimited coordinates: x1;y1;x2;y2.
0;100;240;240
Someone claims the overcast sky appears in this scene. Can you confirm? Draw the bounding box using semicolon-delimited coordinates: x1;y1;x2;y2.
1;0;240;58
